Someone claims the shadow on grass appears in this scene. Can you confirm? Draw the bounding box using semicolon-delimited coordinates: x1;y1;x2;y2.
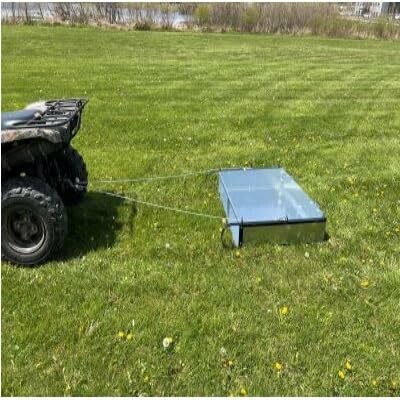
56;191;137;261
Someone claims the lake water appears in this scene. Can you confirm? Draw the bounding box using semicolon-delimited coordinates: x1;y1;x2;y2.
1;3;189;27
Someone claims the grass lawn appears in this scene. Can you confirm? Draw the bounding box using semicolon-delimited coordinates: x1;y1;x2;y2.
1;25;400;396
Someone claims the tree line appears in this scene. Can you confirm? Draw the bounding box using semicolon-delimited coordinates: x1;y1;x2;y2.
2;2;399;39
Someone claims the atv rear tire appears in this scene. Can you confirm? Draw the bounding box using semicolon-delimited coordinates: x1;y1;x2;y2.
55;146;88;206
1;177;68;265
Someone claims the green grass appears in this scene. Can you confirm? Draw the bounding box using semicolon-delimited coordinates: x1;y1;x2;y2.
1;25;400;396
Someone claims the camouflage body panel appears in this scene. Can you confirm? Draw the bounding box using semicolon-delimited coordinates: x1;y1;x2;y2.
1;127;66;144
1;98;88;177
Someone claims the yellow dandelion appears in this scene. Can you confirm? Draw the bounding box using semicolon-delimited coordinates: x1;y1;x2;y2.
280;306;289;316
345;361;352;371
360;280;369;288
227;359;235;367
126;333;133;341
235;250;241;258
117;331;125;339
338;370;345;379
371;379;378;387
274;362;283;371
256;277;262;284
239;387;247;396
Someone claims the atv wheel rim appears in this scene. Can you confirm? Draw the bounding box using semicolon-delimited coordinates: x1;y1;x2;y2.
4;206;46;254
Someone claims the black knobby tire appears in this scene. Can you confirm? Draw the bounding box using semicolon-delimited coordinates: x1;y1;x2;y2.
55;146;88;206
1;177;68;265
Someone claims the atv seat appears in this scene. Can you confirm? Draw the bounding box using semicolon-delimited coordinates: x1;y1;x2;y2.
1;109;42;130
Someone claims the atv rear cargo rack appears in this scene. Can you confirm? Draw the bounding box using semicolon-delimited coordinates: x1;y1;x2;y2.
11;98;88;130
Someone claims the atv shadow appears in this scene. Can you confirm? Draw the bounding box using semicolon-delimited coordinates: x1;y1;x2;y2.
55;191;137;261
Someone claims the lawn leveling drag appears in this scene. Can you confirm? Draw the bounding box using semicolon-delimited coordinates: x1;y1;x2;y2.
95;167;327;249
1;99;89;265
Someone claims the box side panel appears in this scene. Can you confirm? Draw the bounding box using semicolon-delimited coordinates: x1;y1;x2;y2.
230;225;241;247
219;175;241;247
242;221;326;245
218;174;240;224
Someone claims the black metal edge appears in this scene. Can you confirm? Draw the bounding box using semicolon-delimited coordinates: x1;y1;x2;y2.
219;165;282;173
238;220;244;246
44;98;89;111
241;217;326;228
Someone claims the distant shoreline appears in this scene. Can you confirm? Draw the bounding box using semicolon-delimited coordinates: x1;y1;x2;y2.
2;2;399;40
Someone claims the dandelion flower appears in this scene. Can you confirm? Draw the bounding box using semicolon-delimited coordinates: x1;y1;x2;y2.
338;370;345;379
163;336;173;349
304;251;310;258
280;306;289;316
235;250;241;258
274;362;283;371
227;359;234;367
126;333;133;341
371;379;378;387
117;331;125;339
360;280;369;288
256;277;262;284
345;361;352;371
239;387;248;396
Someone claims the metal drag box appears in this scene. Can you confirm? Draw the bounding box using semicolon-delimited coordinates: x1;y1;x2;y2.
218;168;326;247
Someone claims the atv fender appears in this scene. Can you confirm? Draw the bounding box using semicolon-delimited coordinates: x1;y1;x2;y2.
1;127;65;144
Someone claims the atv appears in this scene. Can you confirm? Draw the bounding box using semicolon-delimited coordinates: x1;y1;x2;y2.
1;99;89;265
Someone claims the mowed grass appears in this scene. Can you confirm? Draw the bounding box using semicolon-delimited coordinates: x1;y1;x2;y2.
1;25;400;396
